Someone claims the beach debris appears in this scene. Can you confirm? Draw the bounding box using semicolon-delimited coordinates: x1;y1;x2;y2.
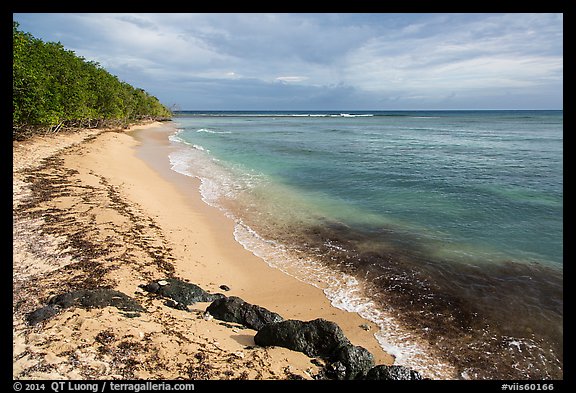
282;365;307;380
164;299;189;311
95;329;117;344
203;311;213;321
134;286;146;294
359;324;371;331
206;296;284;331
219;284;231;291
139;278;224;306
26;289;145;325
364;364;424;380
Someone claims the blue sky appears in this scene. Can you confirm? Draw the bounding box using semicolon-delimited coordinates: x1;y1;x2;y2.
13;13;563;110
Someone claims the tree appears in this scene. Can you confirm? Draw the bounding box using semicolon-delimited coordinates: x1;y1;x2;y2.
13;21;172;139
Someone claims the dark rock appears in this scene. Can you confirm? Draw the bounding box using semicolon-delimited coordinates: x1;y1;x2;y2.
48;289;145;313
26;289;145;325
139;278;224;305
26;305;60;325
206;296;283;331
365;364;424;380
141;281;160;293
332;344;375;380
328;361;347;380
254;318;351;358
310;358;325;367
219;284;231;291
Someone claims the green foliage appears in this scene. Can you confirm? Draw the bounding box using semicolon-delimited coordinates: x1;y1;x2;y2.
13;21;172;139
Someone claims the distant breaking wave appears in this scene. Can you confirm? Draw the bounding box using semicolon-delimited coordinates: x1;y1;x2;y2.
196;128;232;134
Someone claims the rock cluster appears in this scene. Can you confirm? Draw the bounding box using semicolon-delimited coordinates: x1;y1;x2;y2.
27;277;424;380
252;317;420;380
200;292;424;380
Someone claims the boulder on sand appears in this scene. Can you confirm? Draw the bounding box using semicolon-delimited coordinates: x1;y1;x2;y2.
254;318;351;358
26;288;145;325
139;278;224;307
205;296;283;331
330;344;375;380
254;317;388;380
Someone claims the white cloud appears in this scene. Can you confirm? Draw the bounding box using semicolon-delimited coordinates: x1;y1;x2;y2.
13;13;563;109
275;76;309;83
339;13;563;101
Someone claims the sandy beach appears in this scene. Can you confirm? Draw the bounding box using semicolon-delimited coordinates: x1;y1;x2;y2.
13;121;393;380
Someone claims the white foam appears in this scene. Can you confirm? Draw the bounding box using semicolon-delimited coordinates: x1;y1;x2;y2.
169;135;211;153
168;135;265;211
196;128;232;134
339;113;374;117
168;129;185;143
168;149;194;177
168;143;225;206
192;144;209;152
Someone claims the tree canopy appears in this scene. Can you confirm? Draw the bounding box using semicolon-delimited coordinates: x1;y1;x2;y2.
13;21;172;140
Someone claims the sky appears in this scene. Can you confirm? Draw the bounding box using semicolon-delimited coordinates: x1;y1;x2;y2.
13;13;563;111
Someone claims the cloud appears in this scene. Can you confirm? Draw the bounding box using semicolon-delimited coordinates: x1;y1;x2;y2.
339;14;563;103
13;13;563;109
275;76;309;84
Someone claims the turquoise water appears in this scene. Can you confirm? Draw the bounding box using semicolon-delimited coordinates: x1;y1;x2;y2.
168;110;563;379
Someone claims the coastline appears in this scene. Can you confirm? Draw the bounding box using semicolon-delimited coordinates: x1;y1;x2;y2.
13;121;393;380
129;122;394;361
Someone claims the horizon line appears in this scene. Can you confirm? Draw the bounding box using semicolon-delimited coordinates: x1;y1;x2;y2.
172;108;563;112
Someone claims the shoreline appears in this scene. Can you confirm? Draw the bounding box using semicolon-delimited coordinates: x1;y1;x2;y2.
13;121;393;380
128;122;394;363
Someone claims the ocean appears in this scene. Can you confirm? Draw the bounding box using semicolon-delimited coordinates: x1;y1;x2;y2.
167;110;563;379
